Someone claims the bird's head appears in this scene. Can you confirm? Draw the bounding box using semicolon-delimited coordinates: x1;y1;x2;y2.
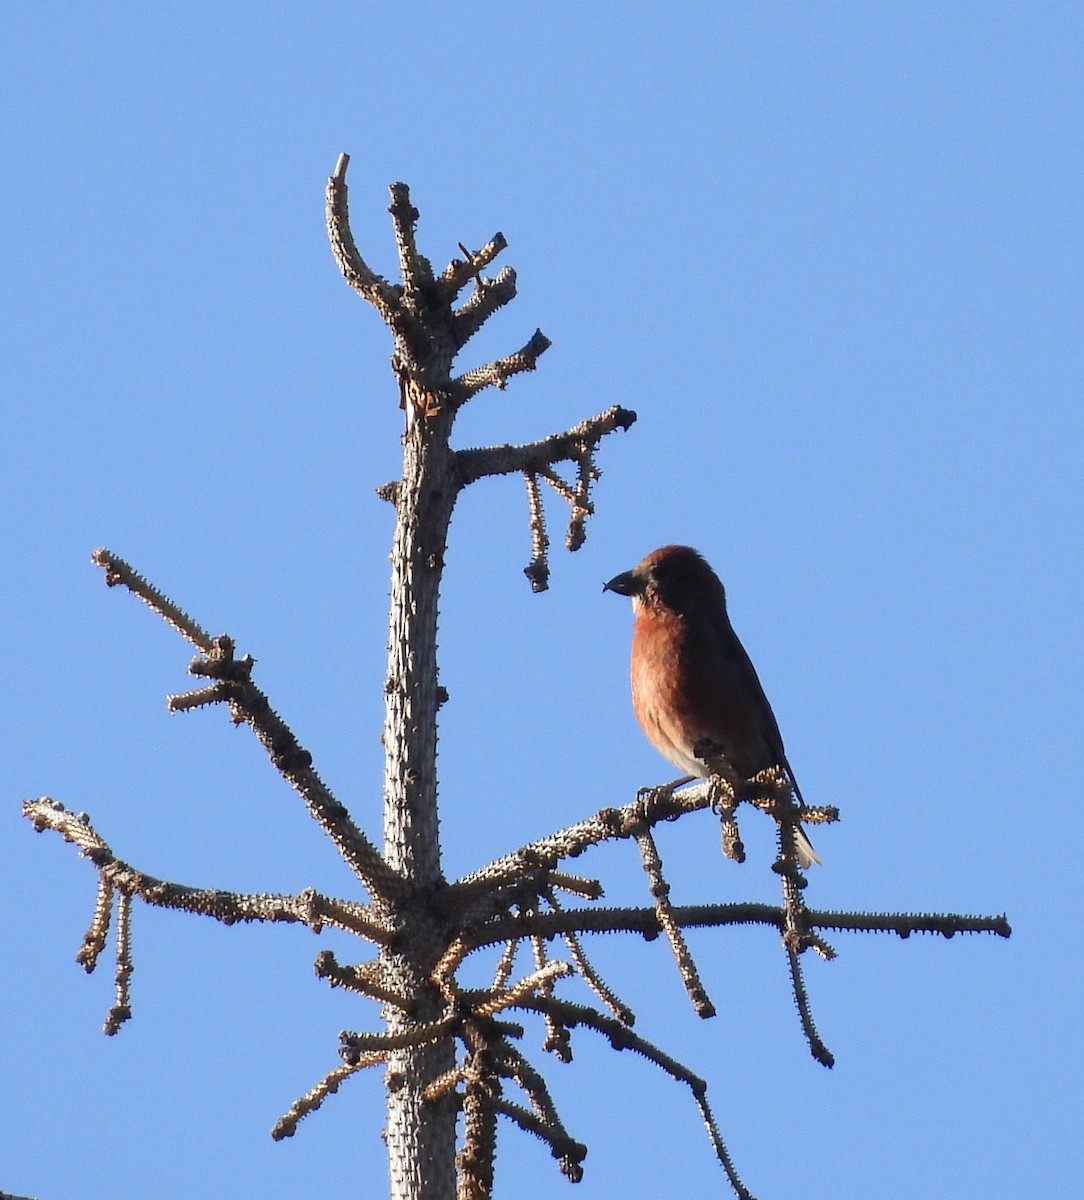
604;544;726;618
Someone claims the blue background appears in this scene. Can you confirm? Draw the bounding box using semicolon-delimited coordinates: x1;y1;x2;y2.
3;4;1081;1198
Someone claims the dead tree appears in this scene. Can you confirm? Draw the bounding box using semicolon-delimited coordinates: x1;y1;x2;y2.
23;154;1010;1200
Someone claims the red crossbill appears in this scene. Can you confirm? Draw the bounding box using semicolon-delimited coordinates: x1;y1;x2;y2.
605;544;819;867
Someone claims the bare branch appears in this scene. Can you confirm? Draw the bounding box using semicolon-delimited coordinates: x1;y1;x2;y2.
455;404;635;587
375;479;399;505
22;799;393;943
512;995;755;1200
448;328;552;405
740;773;843;1062
442;897;1010;988
326;158;432;374
537;465;580;508
471;900;786;949
451;780;715;900
92;547;215;653
389;398;631;592
545;871;603;901
786;944;834;1068
441;869;605;952
87;550;402;901
174;650;401;900
168;682;233;711
494;1101;586;1183
690;1085;760;1200
523;472;550;592
456;404;636;486
439;232;508;295
421;1065;467;1104
811;908;1011;939
314;950;415;1010
457;1058;500;1200
325;153;400;316
528;935;571;1060
272;1055;384;1141
437;1037;588;1181
340;1012;458;1061
633;824;715;1019
450;265;518;347
491;1040;569;1145
542;885;635;1025
467;961;573;1018
103;890;133;1035
540;460;596;552
388;181;434;301
491;935;521;992
711;777;747;863
76;873;113;972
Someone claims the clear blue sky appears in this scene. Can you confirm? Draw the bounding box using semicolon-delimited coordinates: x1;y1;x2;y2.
4;4;1082;1198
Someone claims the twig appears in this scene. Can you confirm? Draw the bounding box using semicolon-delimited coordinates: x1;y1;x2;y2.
422;1065;467;1104
495;1101;587;1182
387;181;434;303
529;934;571;1060
754;780;839;1062
340;1011;458;1061
479;899;787;944
88;550;403;901
489;1036;588;1180
491;934;521;991
543;885;634;1024
92;547;215;653
325;153;400;316
436;897;1010;996
314;950;415;1010
76;873;113;972
711;778;746;863
103;890;133;1035
632;824;715;1018
439;233;509;294
492;1038;564;1130
449;329;552;404
690;1084;759;1200
450;265;518;347
468;961;573;1018
545;871;604;900
272;1055;384;1140
451;780;716;899
512;995;755;1200
786;945;834;1068
22;799;394;943
809;909;1011;938
456;1025;502;1200
523;472;550;591
455;405;637;485
176;641;399;899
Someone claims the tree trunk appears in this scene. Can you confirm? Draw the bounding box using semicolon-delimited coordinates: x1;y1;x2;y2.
382;379;460;1200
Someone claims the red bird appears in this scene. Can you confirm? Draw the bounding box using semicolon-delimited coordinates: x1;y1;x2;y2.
605;544;819;867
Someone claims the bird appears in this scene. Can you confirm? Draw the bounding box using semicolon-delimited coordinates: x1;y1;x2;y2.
604;544;819;867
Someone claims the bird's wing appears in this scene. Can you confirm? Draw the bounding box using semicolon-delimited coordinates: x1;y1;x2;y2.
704;610;806;807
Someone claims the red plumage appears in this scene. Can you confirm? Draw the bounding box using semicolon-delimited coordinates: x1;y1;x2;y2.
605;544;819;867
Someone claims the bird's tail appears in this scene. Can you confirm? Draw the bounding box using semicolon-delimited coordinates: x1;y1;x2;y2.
794;824;821;869
784;768;821;868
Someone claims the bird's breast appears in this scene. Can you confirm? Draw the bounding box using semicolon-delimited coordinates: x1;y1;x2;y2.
629;610;772;779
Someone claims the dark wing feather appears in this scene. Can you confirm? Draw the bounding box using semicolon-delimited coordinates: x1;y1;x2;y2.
702;606;805;806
